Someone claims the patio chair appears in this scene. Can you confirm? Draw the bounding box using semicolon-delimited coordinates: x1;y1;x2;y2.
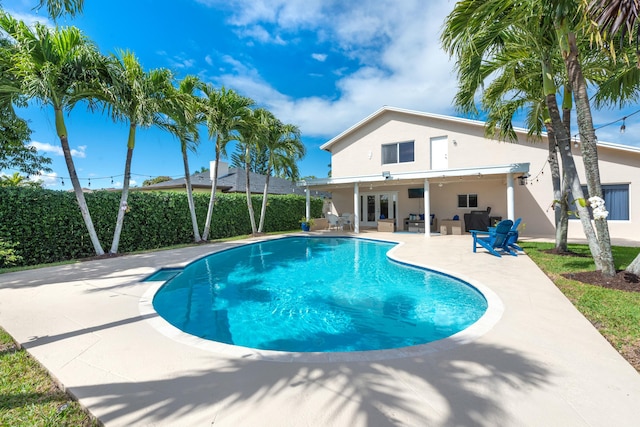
470;218;523;254
340;213;354;230
326;213;341;230
505;218;523;253
470;219;517;257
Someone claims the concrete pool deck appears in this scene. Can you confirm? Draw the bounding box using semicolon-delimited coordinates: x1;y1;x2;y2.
1;231;639;426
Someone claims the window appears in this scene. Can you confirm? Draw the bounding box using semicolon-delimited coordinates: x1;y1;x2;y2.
382;141;414;164
569;184;629;220
458;194;478;208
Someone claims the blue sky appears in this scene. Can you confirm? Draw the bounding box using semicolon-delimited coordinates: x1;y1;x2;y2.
4;0;640;189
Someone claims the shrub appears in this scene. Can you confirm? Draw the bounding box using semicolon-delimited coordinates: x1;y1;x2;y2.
0;187;323;267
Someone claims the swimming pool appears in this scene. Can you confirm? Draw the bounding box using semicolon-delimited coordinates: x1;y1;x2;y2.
152;236;488;354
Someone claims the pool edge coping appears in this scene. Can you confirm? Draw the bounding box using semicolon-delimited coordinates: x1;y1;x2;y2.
138;234;505;363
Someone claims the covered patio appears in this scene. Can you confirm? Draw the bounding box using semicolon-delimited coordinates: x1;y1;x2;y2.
300;163;530;236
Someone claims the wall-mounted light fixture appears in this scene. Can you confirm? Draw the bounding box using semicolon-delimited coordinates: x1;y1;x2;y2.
453;139;458;146
517;173;530;186
382;171;391;179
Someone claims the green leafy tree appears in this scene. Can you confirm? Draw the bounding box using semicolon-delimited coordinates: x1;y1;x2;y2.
142;176;172;186
0;13;105;255
97;50;173;254
230;144;270;175
0;109;52;176
199;84;254;240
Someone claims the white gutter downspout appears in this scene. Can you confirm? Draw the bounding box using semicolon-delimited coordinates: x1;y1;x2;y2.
506;173;515;220
423;179;431;238
354;182;360;233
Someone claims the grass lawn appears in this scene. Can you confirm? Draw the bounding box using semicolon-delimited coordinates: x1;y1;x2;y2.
0;329;98;426
521;241;640;372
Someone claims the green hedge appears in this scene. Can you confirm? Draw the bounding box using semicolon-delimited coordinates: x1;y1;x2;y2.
0;187;323;267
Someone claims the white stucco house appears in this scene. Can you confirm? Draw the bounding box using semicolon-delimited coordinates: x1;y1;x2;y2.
299;106;639;240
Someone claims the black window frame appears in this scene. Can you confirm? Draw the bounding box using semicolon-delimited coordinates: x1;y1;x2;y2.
457;194;478;208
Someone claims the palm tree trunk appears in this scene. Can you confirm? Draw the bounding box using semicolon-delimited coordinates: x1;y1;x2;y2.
202;142;220;241
110;124;135;254
258;170;270;233
544;92;603;269
56;108;104;256
547;129;568;252
626;253;640;275
565;32;615;276
182;143;201;242
245;146;258;235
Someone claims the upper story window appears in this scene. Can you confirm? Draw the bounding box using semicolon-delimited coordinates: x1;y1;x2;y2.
382;141;414;165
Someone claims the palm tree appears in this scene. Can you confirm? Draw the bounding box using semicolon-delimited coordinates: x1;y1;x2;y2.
256;113;304;233
98;50;173;254
552;0;616;275
157;75;204;242
587;0;640;274
0;13;105;255
34;0;84;19
0;172;41;187
236;107;268;235
199;84;254;241
441;0;610;270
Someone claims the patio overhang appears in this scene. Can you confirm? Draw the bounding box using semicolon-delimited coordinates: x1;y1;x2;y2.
296;163;530;190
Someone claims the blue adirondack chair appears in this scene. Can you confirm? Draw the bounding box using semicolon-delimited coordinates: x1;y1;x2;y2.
471;219;517;257
505;218;523;253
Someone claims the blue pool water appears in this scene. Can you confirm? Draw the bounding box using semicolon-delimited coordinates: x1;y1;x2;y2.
152;237;488;353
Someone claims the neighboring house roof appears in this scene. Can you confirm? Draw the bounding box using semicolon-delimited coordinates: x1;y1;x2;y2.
138;168;307;195
320;106;640;155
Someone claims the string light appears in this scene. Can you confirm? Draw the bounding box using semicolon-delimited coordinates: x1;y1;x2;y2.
525;160;548;187
620;117;626;133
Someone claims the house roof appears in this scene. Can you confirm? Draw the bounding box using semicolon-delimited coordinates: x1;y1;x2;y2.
139;167;306;195
320;106;640;155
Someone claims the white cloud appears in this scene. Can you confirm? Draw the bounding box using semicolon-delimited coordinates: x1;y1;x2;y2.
29;141;87;158
35;171;59;188
311;53;327;62
3;9;53;28
235;25;286;45
204;54;214;66
208;1;458;138
157;51;197;69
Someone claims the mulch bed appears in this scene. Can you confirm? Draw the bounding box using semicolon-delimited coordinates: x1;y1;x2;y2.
543;249;640;293
563;270;640;293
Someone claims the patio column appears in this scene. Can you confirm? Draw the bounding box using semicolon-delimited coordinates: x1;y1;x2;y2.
506;173;515;220
423;179;431;238
353;182;360;234
305;184;310;221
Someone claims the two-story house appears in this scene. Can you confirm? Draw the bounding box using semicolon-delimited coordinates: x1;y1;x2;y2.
299;106;639;240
